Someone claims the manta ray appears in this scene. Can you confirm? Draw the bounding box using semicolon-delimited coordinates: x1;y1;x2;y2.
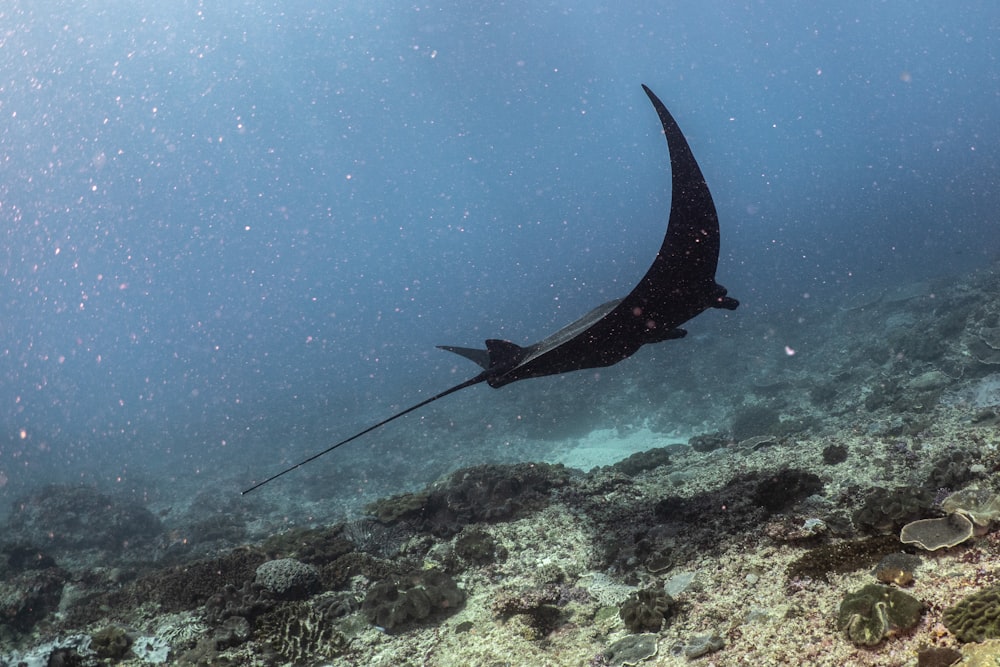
243;85;738;494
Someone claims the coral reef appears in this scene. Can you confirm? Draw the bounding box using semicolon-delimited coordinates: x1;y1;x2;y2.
6;483;162;552
254;598;350;663
491;584;564;639
366;462;573;537
0;565;66;636
254;558;320;599
606;447;674;475
837;583;923;646
852;486;935;534
821;443;849;465
90;625;131;660
203;581;276;625
619;587;673;633
454;526;504;565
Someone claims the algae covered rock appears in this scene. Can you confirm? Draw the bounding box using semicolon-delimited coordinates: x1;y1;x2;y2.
454;526;505;565
366;462;572;536
837;583;923;646
91;625;131;660
943;585;1000;642
619;587;673;633
604;633;658;666
490;584;564;639
361;568;464;631
785;535;902;583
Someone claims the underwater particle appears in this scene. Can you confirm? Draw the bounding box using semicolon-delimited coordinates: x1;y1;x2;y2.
619;587;673;633
837;583;924;646
255;558;321;599
900;513;974;551
915;646;962;667
821;443;849;465
603;633;658;666
873;552;922;586
943;585;1000;642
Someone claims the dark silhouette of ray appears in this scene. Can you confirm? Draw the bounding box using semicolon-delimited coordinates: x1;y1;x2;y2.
242;85;738;494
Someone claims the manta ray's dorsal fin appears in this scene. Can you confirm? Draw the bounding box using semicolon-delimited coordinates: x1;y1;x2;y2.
438;340;529;373
437;345;491;370
484;339;528;370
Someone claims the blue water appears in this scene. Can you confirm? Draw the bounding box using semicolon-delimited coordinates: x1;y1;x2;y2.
1;2;997;502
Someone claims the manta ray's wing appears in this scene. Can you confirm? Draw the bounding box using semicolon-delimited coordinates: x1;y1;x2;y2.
446;85;736;388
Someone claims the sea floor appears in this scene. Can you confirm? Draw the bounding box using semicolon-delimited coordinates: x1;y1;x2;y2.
3;263;1000;666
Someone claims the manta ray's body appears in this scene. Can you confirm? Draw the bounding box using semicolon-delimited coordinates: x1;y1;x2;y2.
243;85;739;494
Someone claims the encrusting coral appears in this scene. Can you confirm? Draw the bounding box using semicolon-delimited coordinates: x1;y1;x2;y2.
900;513;975;551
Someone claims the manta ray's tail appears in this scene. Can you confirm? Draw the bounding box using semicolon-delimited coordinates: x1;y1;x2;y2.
242;372;487;494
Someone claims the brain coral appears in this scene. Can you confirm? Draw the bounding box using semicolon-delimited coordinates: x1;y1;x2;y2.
943;586;1000;642
255;558;321;599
